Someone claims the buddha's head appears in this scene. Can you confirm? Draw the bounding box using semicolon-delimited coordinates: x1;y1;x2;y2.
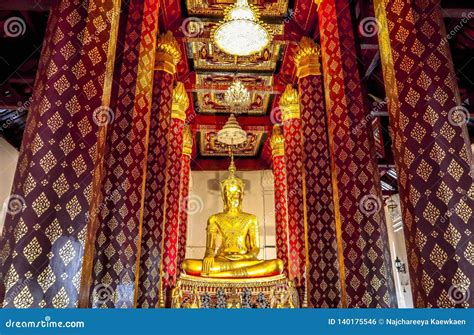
220;156;245;212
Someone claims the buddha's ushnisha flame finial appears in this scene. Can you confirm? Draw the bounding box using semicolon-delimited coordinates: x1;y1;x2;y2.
279;85;300;121
228;150;236;176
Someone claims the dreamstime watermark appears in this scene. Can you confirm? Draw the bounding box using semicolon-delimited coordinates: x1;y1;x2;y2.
181;17;204;38
441;11;474;46
359;17;380;38
5;194;26;215
92;106;115;126
447;105;470;127
92;283;114;305
183;194;204;215
3;17;26;38
448;284;470;305
359;194;382;216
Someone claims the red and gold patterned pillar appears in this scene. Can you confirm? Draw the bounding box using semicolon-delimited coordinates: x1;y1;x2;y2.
160;82;190;304
137;32;181;308
280;85;307;292
317;0;396;307
86;0;160;308
270;125;290;276
0;0;121;308
176;125;193;273
295;37;341;308
374;0;474;307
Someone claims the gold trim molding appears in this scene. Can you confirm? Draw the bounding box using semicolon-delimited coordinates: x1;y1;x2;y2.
155;31;181;74
279;85;300;121
171;82;189;121
295;37;321;78
182;125;193;155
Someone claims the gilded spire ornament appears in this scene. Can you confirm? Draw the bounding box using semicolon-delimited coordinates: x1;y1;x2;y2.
294;37;321;78
155;31;182;74
171;82;189;121
216;114;247;146
220;152;245;193
182;125;193;156
270;125;285;157
279;85;300;121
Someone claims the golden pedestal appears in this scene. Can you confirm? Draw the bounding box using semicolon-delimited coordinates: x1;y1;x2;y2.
171;274;299;308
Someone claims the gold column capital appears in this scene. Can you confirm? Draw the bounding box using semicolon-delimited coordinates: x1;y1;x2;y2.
314;0;324;7
279;85;300;121
171;82;189;121
155;31;182;74
182;125;193;155
295;37;321;78
270;125;285;157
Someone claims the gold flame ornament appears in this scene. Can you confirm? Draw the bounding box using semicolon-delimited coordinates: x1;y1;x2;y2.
279;85;300;121
155;31;182;74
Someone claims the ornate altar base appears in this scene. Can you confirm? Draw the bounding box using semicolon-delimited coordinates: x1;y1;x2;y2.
171;274;299;308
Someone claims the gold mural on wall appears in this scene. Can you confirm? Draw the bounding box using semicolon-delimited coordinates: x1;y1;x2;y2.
186;19;284;71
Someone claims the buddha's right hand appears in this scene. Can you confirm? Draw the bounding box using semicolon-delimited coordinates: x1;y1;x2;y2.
202;256;214;275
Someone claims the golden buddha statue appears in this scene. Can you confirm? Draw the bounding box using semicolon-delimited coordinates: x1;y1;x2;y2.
182;156;283;278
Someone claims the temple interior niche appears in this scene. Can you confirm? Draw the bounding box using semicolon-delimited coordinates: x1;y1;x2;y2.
0;138;19;233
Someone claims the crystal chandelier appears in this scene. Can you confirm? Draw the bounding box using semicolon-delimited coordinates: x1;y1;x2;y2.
212;0;272;57
224;79;251;113
217;114;247;146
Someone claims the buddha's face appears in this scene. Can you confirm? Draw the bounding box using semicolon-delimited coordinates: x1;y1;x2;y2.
223;183;243;210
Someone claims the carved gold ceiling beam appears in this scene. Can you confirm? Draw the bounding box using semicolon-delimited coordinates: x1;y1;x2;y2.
294;37;321;78
270;125;285;157
192;84;277;93
279;85;300;121
183;125;193;155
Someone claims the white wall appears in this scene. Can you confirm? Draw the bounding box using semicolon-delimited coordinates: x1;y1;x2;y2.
186;171;416;308
186;169;276;260
0;138;19;233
